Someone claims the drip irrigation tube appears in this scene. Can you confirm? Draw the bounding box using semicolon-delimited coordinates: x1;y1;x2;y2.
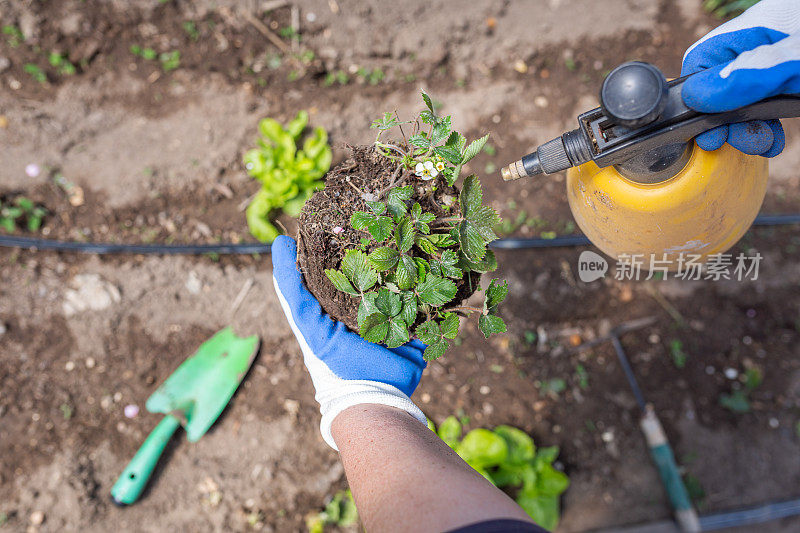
1;213;800;255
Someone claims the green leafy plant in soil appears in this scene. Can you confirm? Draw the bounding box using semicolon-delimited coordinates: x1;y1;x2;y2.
305;489;358;533
432;416;570;531
318;92;506;360
0;196;47;232
244;110;332;242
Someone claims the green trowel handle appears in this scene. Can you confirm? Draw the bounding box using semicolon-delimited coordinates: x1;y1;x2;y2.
111;414;182;505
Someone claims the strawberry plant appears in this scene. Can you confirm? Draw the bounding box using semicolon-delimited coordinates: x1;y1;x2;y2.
315;92;507;360
432;416;570;531
0;196;47;232
244;111;332;242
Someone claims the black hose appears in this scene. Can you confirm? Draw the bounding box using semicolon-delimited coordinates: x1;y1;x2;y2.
1;213;799;255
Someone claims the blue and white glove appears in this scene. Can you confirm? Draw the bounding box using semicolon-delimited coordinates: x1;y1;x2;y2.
271;235;427;450
681;0;800;157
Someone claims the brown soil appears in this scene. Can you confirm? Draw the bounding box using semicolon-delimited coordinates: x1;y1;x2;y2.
3;1;800;531
297;145;478;332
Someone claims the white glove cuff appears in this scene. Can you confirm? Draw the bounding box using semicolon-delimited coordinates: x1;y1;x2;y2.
318;382;428;451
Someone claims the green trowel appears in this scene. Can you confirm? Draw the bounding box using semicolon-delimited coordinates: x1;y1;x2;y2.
111;327;259;505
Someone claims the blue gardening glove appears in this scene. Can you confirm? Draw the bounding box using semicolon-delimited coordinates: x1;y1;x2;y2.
271;235;427;450
681;0;800;157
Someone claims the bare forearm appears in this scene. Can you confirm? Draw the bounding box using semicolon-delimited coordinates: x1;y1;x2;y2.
331;404;533;533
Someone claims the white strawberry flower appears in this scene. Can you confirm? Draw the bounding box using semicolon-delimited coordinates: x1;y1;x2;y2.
414;160;437;180
435;161;446;172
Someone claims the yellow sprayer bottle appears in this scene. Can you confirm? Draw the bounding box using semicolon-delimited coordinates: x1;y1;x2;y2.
501;62;799;267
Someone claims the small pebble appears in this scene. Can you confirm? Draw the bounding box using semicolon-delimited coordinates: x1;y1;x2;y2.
32;413;40;422
479;385;491;395
724;367;739;380
420;393;431;403
552;424;562;434
25;163;41;178
117;421;126;432
705;365;715;375
65;361;75;371
534;96;549;108
305;12;316;22
746;308;756;318
0;322;6;335
601;430;614;442
113;392;122;402
742;336;752;346
30;510;44;526
648;334;660;344
332;226;344;234
85;357;96;369
100;396;112;410
491;114;501;124
768;418;779;429
513;60;528;74
124;404;139;418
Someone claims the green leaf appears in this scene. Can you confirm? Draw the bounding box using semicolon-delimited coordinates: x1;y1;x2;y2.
415;320;441;345
417;275;457;307
395;216;415;253
351;211;393;242
428;233;456;248
357;291;378;330
368;247;400;272
491;463;536;488
434;146;462;165
720;391;751;413
341;250;378;291
494;426;535;465
423;339;448;361
516;489;560;531
485;279;509;310
371;111;398;130
385;319;410;348
416;236;437;255
536;464;570;496
440;312;460;339
445;131;466;152
367;201;387;215
421;90;435;114
437;416;462;448
456;429;508;468
413;257;431;281
387;186;412;216
420;109;436;125
361;312;390;343
460;175;483;219
409;134;430;149
479;314;506;338
536;446;559;466
431;249;462;279
430;116;452;145
458;220;488;261
400;292;417;326
396;255;418;290
325;269;360;296
459;249;498;273
462;134;490;163
375;287;402;317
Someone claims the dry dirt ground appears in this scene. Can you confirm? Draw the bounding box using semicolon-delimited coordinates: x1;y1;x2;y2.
1;1;799;532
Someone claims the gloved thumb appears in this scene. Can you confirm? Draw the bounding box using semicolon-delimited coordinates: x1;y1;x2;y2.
682;33;800;113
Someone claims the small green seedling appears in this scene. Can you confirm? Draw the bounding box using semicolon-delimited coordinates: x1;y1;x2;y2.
432;416;570;531
182;21;200;41
324;92;506;360
306;489;358;533
0;197;47;232
244;111;332;242
3;25;24;47
719;366;763;413
669;339;688;369
704;0;759;17
49;52;77;75
23;63;47;83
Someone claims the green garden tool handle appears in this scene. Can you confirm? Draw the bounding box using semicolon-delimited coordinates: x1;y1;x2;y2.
641;408;701;533
111;414;182;505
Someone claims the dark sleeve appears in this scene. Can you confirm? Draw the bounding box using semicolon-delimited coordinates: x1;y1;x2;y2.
445;518;548;533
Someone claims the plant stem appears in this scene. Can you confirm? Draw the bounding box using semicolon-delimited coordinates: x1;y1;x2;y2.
449;306;482;314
